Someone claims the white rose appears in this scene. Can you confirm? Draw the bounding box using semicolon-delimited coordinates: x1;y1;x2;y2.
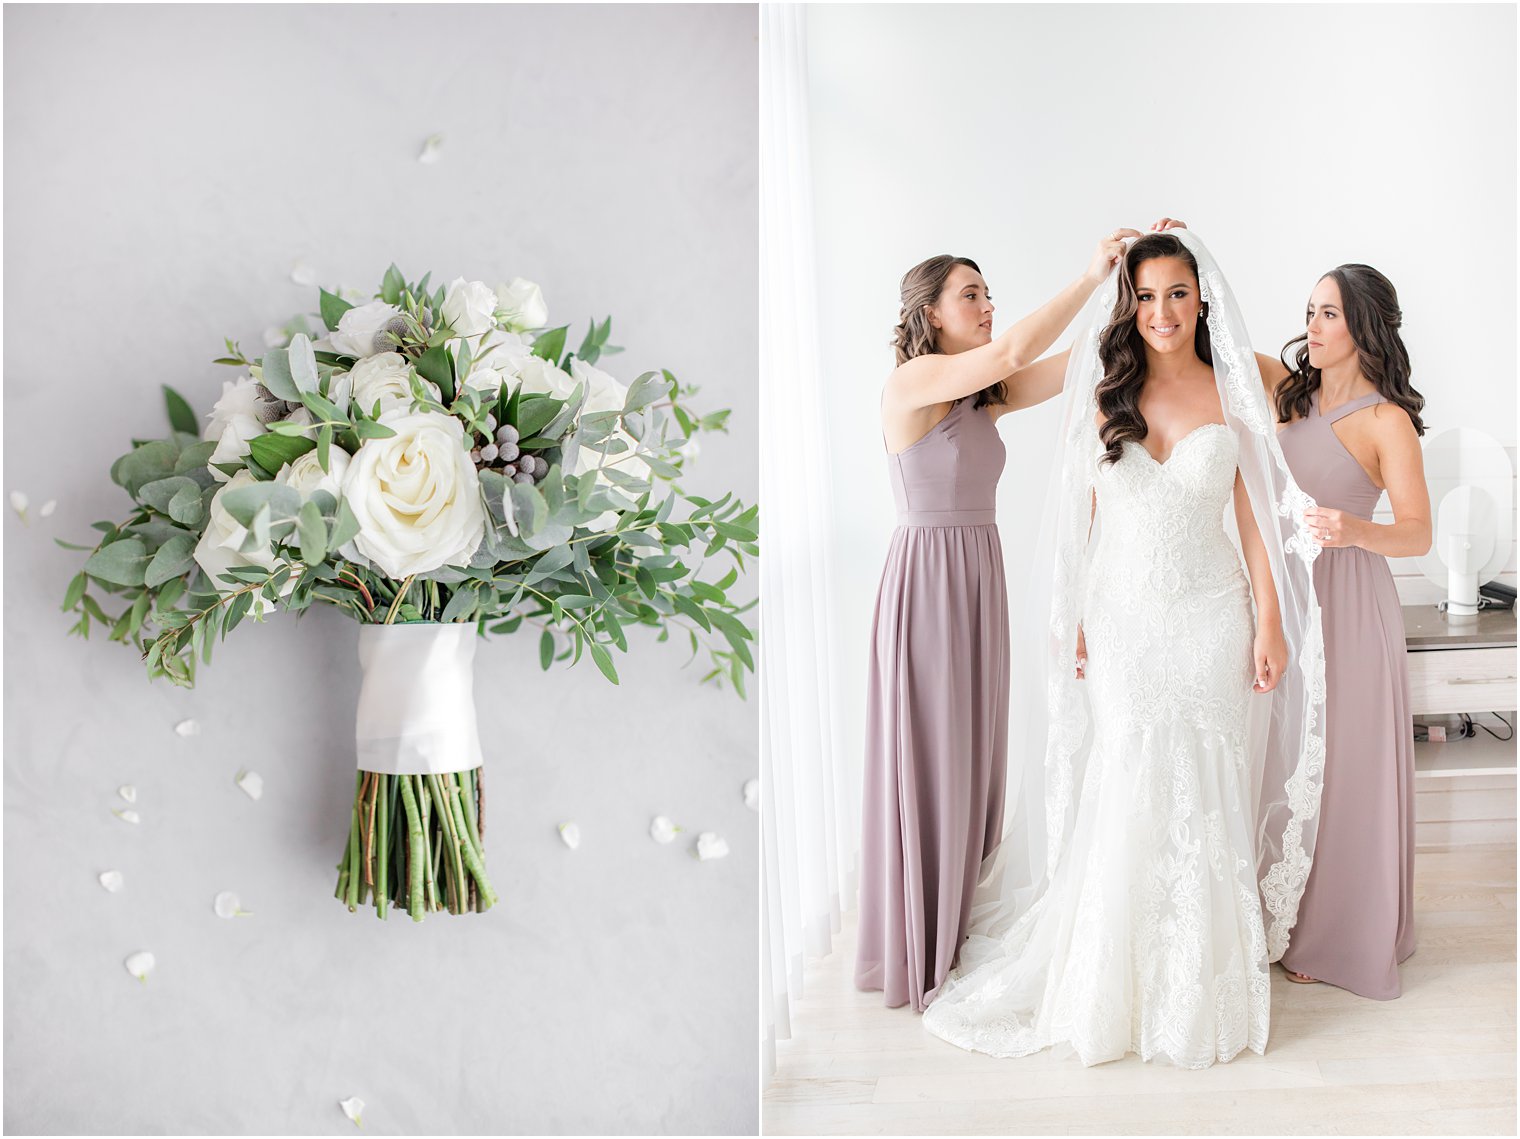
277;443;350;501
509;354;576;400
328;300;402;358
341;410;485;578
495;278;547;332
203;377;268;483
441;278;499;338
452;328;532;384
462;365;506;399
193;470;289;606
569;357;629;415
348;353;438;417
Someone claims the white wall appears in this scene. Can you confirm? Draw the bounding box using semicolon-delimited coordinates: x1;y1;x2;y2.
804;3;1517;868
3;5;757;1134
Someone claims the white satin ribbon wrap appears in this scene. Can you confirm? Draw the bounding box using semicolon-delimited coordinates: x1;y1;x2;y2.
355;624;484;775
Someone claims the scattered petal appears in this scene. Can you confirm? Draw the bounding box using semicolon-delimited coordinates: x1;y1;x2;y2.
558;821;581;850
39;499;57;518
417;132;444;164
112;808;140;825
235;770;263;801
337;285;367;304
340;1097;364;1127
9;491;28;523
649;815;679;844
174;718;200;738
124;951;155;982
98;870;124;893
214;891;250;918
743;779;759;811
263;325;290;348
695;832;730;861
289;260;316;286
118;785;137;803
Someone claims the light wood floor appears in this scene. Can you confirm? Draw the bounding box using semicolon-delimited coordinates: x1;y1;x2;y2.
763;846;1517;1136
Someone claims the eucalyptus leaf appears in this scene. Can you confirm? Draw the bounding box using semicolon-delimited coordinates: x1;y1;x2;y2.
297;500;327;565
259;347;300;402
145;534;197;588
221;482;301;529
112;441;180;497
84;539;150;587
288;334;319;393
167;484;204;527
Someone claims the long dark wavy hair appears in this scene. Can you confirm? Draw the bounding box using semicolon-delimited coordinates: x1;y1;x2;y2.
1095;233;1211;465
892;254;1006;409
1274;264;1424;435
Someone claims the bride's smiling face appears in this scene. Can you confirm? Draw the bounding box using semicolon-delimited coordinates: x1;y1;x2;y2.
1131;256;1201;357
927;266;995;354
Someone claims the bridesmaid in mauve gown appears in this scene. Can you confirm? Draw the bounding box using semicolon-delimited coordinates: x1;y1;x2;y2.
857;232;1138;1011
1262;263;1432;999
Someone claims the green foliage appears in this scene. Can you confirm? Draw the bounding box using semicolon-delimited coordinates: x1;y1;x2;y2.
65;269;760;696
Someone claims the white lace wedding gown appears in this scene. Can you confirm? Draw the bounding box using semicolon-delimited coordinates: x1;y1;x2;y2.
923;422;1271;1069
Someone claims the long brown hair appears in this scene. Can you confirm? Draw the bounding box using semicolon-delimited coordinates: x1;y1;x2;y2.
1275;264;1424;435
892;254;1006;409
1095;234;1211;465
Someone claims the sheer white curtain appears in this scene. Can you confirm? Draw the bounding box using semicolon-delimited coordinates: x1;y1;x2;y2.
759;2;857;1079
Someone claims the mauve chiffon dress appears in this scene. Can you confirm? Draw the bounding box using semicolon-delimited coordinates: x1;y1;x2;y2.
855;397;1009;1011
1278;390;1417;999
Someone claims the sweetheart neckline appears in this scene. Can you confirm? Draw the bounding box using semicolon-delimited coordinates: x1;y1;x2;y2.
1122;421;1231;469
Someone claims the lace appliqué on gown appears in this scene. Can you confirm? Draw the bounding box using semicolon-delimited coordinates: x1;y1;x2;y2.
923;425;1270;1069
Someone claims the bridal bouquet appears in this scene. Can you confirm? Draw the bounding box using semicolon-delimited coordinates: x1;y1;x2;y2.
63;266;757;921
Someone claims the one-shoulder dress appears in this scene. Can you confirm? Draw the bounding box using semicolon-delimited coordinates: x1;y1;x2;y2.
855;398;1009;1011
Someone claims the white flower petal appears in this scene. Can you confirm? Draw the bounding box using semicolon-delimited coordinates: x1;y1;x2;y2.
9;491;27;521
340;1097;364;1127
174;718;200;738
418;133;444;164
124;951;155;982
649;816;679;845
98;870;124;893
263;325;290;348
39;499;57;518
290;260;316;286
558;821;581;850
743;779;759;811
695;832;730;861
214;891;247;919
113;808;140;825
118;785;137;803
236;770;263;801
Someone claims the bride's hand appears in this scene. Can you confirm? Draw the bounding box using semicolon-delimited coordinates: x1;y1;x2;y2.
1085;229;1142;282
1149;217;1187;232
1253;621;1287;693
1075;625;1088;680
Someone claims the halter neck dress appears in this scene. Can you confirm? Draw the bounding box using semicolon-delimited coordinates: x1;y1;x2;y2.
1277;390;1416;999
855;398;1010;1011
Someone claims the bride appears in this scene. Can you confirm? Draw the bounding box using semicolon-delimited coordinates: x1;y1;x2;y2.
922;230;1326;1068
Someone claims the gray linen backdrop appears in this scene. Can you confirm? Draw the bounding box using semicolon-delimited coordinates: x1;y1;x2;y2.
3;5;758;1134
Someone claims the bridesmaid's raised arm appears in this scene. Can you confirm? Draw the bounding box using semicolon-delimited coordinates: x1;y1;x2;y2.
883;231;1138;416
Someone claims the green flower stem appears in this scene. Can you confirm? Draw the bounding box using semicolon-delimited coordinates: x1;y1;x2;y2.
449;787;498;909
398;773;425;922
429;774;467;913
345;794;361;912
375;774;389;920
383;575;417;625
